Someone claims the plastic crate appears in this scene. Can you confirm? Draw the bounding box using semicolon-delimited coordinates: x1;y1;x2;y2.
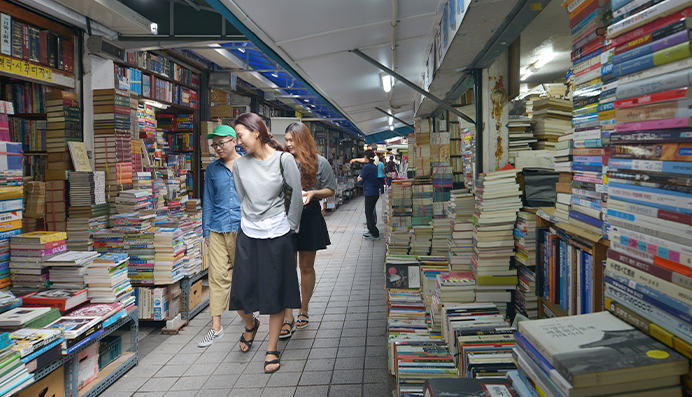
98;334;122;370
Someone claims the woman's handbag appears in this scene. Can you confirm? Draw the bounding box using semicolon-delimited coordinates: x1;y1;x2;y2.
279;153;292;214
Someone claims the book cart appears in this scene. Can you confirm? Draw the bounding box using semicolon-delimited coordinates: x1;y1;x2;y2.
21;308;138;397
534;207;608;318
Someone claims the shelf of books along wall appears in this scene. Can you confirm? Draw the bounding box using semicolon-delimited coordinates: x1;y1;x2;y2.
0;1;77;89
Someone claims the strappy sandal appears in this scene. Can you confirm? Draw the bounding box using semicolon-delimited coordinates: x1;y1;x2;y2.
239;317;260;353
296;312;309;329
279;318;296;339
264;350;281;374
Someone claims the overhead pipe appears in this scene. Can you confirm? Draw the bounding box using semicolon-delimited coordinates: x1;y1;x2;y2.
388;0;398;107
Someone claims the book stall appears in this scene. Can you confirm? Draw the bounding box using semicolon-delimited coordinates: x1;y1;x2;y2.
382;0;692;392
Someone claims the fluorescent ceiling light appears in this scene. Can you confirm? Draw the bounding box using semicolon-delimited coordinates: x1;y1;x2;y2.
535;50;555;69
389;125;394;131
271;72;279;78
238;48;245;53
388;116;393;125
303;99;310;103
380;72;393;93
520;70;532;81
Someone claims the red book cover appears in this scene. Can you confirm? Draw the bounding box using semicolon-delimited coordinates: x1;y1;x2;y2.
571;37;604;61
22;289;88;311
66;302;124;320
611;6;692;47
62;39;73;73
614;87;692;109
39;30;48;65
570;0;600;28
614;32;653;55
21;24;28;60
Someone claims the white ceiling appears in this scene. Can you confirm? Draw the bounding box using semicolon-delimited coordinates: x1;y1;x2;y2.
216;0;446;135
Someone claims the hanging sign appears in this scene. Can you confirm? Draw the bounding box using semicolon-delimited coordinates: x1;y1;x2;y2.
0;55;52;82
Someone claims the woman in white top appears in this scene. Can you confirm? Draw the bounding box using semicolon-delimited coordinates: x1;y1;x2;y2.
230;112;304;374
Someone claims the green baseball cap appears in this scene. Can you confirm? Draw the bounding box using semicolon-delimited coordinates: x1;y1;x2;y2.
207;125;236;140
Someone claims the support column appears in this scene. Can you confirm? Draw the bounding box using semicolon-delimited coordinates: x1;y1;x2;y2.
481;51;509;173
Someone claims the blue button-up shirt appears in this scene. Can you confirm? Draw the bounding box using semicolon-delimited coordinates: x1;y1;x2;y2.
202;158;241;238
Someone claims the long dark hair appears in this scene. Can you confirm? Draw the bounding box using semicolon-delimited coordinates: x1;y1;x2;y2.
234;113;283;151
364;149;376;163
285;122;317;190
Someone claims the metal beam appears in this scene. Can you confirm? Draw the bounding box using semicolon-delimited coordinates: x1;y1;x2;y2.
182;0;201;11
350;49;475;125
374;107;413;129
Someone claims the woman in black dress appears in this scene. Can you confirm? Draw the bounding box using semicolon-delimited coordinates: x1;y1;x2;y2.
280;122;337;338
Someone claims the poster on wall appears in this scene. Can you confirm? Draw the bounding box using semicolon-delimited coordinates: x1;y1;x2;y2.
434;25;442;71
425;47;435;90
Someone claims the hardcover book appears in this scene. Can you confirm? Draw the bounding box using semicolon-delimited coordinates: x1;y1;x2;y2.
518;311;688;388
423;378;516;397
21;289;88;311
0;307;50;327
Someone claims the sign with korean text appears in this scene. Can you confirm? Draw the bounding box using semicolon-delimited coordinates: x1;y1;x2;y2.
0;55;52;83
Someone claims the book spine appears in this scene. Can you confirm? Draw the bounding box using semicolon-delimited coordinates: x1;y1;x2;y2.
514;334;573;397
613;41;692;78
615;116;692;131
570;0;601;28
568;0;590;13
21;24;27;60
608;1;692;39
608;183;692;215
607;211;692;245
573;129;602;140
619;59;692;98
608;197;692;225
614;29;691;64
609;249;692;290
615;87;692;108
615;97;692;124
517;326;575;386
571;9;600;35
612;0;634;11
606;276;692;327
609;159;692;174
606;259;692;310
610;224;692;263
614;0;652;18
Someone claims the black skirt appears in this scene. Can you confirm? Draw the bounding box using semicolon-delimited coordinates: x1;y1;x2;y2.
229;229;301;315
292;200;331;252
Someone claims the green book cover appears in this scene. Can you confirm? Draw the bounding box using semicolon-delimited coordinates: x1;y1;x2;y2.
653;41;692;66
25;308;60;329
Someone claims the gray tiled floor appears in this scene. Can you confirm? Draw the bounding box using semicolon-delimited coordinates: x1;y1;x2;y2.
102;195;394;397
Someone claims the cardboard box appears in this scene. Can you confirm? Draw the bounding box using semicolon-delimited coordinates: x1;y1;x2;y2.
77;344;99;390
168;282;181;319
210;105;235;118
189;280;202;310
17;364;65;397
210;89;229;105
152;287;169;321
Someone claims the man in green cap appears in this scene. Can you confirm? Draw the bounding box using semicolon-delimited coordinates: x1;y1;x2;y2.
199;124;243;347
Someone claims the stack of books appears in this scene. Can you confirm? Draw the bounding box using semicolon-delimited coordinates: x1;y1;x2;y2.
394;340;457;396
93;229;156;285
440;302;515;377
390;179;412;229
114;189;153;214
448;189;474;271
0;332;33;394
45;90;80;181
23;181;45;220
432;271;476;320
414;127;431;179
508;115;536;164
0;165;22;289
514;211;538;319
410;225;432;257
66;204;108;252
472;168;522;317
554;132;574;174
69;172;106;207
419;263;449;337
44;251;99;290
22;289;88;312
412;181;433;227
45;180;67;232
85;253;133;304
531;98;573;151
131;139;143;172
9;232;66;294
110;212;155;234
133;171;152;192
430;218;450;257
149;227;185;284
514;312;688;396
461;128;476;190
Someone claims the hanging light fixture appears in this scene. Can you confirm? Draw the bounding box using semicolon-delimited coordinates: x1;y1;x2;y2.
380;72;393;93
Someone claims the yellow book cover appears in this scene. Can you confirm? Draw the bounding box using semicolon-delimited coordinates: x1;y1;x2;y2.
0;186;23;201
0;220;21;233
16;231;68;244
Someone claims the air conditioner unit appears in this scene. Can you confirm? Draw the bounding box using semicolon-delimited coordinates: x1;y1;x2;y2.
209;72;237;91
86;35;125;63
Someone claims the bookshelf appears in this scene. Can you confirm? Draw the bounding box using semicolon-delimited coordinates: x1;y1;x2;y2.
535;207;608;319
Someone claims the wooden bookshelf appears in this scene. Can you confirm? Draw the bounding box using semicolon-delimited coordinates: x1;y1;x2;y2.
9;113;46;118
115;61;199;91
536;207;608;318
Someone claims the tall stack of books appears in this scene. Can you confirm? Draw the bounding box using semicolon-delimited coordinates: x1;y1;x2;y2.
390;179;413;229
513;312;688;396
44;251;99;290
472;168;522;317
23;181;45;223
410;225;432;257
508;115;536;165
531;98;573;151
412;180;433;227
9;232;66;294
45;180;67;232
114;189;152;214
414;124;431;179
448;190;474;271
66;172;107;251
450;123;464;184
588;0;692;382
131;139;142;172
93;88;134;208
0;332;33;394
462;128;475;190
45;90;80;181
440;302;515;377
514;211;538;319
93;229;156;285
149;227;185;284
85;253;132;304
387;289;428;364
395;340;457;396
430;218;450;257
554;133;575;222
407;133;416;177
0;143;23;288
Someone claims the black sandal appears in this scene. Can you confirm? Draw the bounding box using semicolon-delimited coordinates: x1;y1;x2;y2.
296;312;309;329
279;318;296;339
264;350;281;374
239;317;260;353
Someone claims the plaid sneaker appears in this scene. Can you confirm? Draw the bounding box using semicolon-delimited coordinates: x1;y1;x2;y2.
198;327;224;347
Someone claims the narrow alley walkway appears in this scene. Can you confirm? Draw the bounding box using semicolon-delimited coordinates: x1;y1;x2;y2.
102;195;394;397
